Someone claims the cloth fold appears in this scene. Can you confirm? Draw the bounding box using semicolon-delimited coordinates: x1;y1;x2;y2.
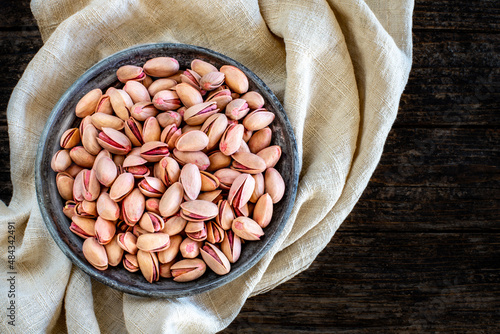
1;0;412;332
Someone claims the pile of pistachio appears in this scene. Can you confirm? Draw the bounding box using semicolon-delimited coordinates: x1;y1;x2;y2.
50;56;285;283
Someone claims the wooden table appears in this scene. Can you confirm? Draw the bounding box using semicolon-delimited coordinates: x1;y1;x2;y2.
1;1;498;332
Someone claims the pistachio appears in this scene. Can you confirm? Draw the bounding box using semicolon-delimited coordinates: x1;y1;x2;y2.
140;141;169;162
174;82;203;108
216;200;235;230
200;113;228;151
249;173;265;203
82;237;108;270
200;242;230;275
179;238;202;259
205;88;232;110
265;167;285;203
207;151;232;172
97;127;131;155
69;146;96;168
95;94;113;114
175;130;209;152
152;90;181;111
74;169;100;201
253;193;273;228
109;172;134;202
94;156;117;187
107;87;133;120
206;221;225;244
117;232;138;254
220;65;248;94
124;117;144;146
96;192;120;221
170;258;206;282
191;59;218;76
180;200;218;222
137;250;160;283
132;224;148;237
157;235;182;264
248;127;272;154
148;78;177;97
197;190;223;203
257;145;282;168
225;99;250;121
122;188;145;226
81;124;102;155
145;198;161;215
237;140;251;154
94;216;116;245
241;91;265;109
228;173;255;209
200;71;225;91
242;108;275;131
123;155;149;178
180;69;202;89
219;123;244;156
200;171;220;192
157;111;182;128
56;172;74;200
185;221;207;242
64;163;84;178
75;88;102;118
160;124;182;148
70;216;96;239
63;200;77;218
91;112;125;131
180;163;202;201
123;253;140;272
154;156;180;186
213;168;241;190
138;176;166;198
136;232;170;252
181;124;202;133
123;80;151;103
138;211;165;233
75;200;97;218
104;235;124;266
231;152;266;174
142;75;153;88
162;215;187;236
221;230;241;263
143;57;179;77
183;101;219;126
142;116;161;143
60;128;81;149
130;101;158;121
171;149;210;171
116;65;145;83
159;261;175;278
159;182;184;218
232;216;264;241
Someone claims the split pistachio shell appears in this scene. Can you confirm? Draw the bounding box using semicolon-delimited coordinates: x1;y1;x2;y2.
140;141;169;162
124;117;144;146
130;101;158;121
51;150;72;172
75;88;102;118
94;216;116;245
180;163;201;201
138;212;165;233
143;57;179;77
257;145;282;168
148;78;177;97
197;190;223;203
94;156;117;187
95;94;113;114
78;169;100;201
123;155;149;178
70;216;96;238
158;235;182;264
123;253;140;272
179;238;202;259
172;149;210;171
191;59;218;77
91;112;125;131
56;172;74;200
160;124;182;148
180;200;218;221
75;200;97;218
124;80;151;103
159;261;175;278
96;192;120;221
69;146;96;168
105;235;124;267
162;215;187;235
145;198;161;215
138;176;166;197
253;193;273;228
116;65;145;83
83;237;108;270
232;216;264;241
200;71;225;91
205;88;233;110
249;173;265;203
170;258;206;282
228;173;255;209
153;90;181;111
60;128;80;149
206;221;224;244
82;124;102;155
200;242;230;275
97;127;132;155
201;113;228;151
157;111;182;128
221;230;241;263
117;232;138;254
180;69;201;89
109;172;135;202
154;156;180;186
265;167;285;203
183;101;219;125
107;88;133;120
200;171;220;192
136;232;170;252
137;250;160;283
241;91;265;110
207;151;232;172
159;182;184;217
219;123;244;156
175;130;209;152
122;188;145;226
63;200;77;218
231;151;266;174
225;99;250;121
220;65;249;94
248;127;272;154
214;168;241;190
216;200;235;230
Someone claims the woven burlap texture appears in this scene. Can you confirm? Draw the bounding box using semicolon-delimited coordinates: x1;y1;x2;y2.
0;0;412;332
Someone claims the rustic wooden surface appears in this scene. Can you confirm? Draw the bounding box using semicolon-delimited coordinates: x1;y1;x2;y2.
1;0;499;332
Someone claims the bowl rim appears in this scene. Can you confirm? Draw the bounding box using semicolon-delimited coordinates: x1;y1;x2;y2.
35;42;299;298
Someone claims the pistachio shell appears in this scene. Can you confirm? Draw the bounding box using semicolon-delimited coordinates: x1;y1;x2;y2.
207;151;232;172
248;127;272;154
200;113;228;152
220;65;248;94
197;190;223;203
94;156;117;187
228;173;255;209
241;91;265;109
82;237;108;270
183;101;219;126
70;216;96;239
216;200;235;230
123;253;140;272
171;149;210;171
109;172;134;202
136;232;170;252
145;198;161;215
104;235;124;267
249;173;265;203
81;124;102;155
206;221;225;244
180;163;202;201
219;123;244;156
51;150;72;172
140;141;169;162
75;88;102;118
221;230;241;263
148;78;177;97
142;117;161;143
69;146;96;168
138;176;166;198
60;128;80;149
56;172;74;200
91;112;125;131
170;258;206;282
160;124;182;148
159;182;184;217
180;200;218;221
175;130;209;152
191;59;218;77
116;65;145;83
117;232;138;254
124;80;151;103
253;193;273;228
200;71;225;91
242;109;275;131
122;188;145;226
179;238;202;259
232;216;264;241
138;212;165;233
257;145;282;168
94;216;116;245
143;57;179;77
157;110;182;128
137;250;160;283
200;242;230;275
225;99;250;121
107;87;133;120
174;82;203;108
95;94;113;114
200;171;220;192
96;127;131;155
75;200;97;218
124;117;144;147
157;235;182;264
231;151;266;174
154;156;180;186
265;168;285;203
162;215;187;236
180;69;202;89
130;101;159;121
96;192;120;221
213;168;241;190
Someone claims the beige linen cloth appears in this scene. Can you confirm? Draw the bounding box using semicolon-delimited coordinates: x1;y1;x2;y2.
1;0;412;332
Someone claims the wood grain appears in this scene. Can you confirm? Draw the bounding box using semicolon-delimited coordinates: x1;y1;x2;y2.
0;0;498;332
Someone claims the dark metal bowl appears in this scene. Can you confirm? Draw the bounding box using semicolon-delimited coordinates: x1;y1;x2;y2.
35;43;299;298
